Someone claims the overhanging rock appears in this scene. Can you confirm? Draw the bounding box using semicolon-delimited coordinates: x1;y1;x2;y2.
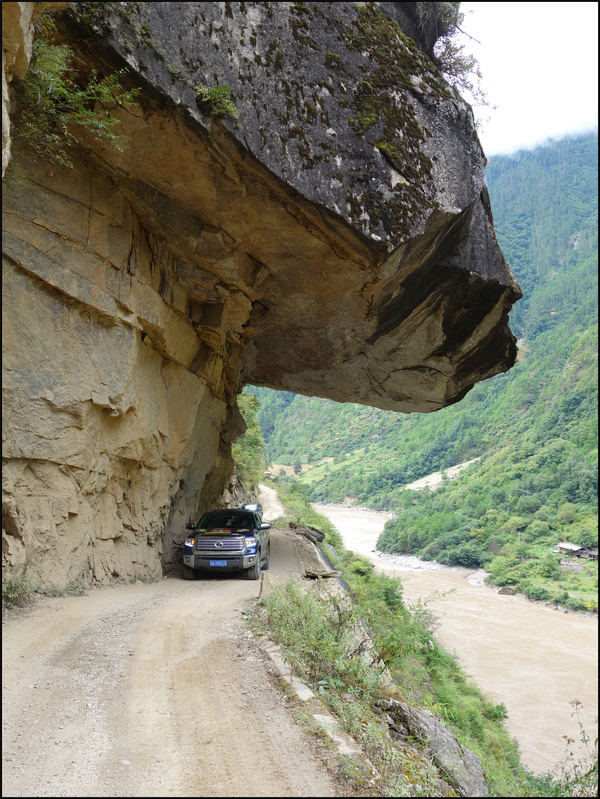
60;0;521;413
2;2;521;587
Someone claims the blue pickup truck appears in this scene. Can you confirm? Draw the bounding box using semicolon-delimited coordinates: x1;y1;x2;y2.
183;508;270;580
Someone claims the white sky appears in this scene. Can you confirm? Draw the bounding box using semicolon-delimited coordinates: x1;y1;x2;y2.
457;2;598;156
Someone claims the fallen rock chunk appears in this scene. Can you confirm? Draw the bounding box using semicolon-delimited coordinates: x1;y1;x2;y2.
289;522;326;542
303;570;339;580
376;698;489;797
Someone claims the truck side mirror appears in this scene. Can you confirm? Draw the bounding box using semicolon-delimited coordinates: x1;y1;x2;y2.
261;522;270;529
186;522;195;530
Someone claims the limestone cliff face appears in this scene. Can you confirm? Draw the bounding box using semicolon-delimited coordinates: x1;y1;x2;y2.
3;152;239;584
2;2;521;587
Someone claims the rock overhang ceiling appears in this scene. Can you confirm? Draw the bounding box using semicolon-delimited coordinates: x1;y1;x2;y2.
56;0;521;413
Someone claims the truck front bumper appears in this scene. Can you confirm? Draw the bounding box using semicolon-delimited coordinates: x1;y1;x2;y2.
183;553;258;571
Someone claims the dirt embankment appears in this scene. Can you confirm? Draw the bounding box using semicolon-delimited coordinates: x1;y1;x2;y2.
2;525;336;798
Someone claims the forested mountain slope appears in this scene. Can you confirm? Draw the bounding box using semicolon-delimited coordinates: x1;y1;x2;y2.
250;132;598;609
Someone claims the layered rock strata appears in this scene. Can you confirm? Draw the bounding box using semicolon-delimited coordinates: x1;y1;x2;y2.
2;2;521;586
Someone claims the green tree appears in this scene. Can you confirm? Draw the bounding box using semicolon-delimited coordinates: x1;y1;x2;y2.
526;520;551;541
557;502;577;525
232;393;265;490
417;1;489;106
538;553;561;580
502;516;527;537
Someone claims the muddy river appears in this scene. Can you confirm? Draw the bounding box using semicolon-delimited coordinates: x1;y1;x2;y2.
313;504;598;776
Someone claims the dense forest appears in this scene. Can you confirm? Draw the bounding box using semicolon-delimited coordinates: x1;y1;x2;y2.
246;132;598;611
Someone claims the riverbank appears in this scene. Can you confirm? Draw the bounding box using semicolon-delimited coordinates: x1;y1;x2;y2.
314;504;595;615
312;502;598;776
374;549;472;573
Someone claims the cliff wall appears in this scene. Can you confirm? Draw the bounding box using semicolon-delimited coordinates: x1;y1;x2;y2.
2;2;521;587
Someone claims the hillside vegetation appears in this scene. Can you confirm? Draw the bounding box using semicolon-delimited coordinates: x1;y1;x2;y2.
249;132;598;610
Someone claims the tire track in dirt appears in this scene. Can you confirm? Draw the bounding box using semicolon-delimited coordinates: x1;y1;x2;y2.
2;532;334;797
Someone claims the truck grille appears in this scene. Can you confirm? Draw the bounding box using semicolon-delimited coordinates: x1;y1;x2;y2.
194;536;244;553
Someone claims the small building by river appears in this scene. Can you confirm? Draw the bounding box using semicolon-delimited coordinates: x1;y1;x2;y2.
555;542;598;560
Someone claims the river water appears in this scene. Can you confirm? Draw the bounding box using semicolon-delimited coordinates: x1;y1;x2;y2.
313;504;598;777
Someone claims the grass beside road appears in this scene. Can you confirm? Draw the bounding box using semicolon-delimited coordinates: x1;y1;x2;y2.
252;482;598;797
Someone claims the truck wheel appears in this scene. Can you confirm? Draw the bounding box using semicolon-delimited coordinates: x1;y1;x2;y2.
261;542;270;571
246;556;261;580
183;566;195;580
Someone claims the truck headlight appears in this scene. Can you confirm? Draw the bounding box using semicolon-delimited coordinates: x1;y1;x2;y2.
244;536;257;554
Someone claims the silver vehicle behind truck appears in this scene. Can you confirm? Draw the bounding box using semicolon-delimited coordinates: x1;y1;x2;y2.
240;502;263;519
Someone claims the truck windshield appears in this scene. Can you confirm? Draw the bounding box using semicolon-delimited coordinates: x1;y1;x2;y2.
198;512;251;530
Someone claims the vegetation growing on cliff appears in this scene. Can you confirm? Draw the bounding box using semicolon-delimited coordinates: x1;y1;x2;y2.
12;13;140;167
193;83;238;118
416;1;489;107
340;2;442;236
232;392;266;491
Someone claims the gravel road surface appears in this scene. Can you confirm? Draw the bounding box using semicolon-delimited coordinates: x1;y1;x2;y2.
2;525;335;797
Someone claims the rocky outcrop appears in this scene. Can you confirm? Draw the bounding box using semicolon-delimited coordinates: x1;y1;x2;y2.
2;2;521;587
378;698;490;796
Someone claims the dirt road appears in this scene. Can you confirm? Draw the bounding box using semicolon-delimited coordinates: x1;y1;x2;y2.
2;526;335;798
259;482;285;520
